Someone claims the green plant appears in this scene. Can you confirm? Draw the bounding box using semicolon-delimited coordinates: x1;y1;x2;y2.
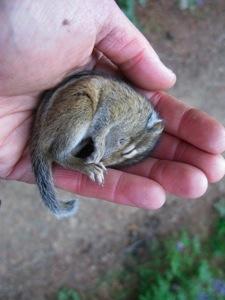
56;198;225;300
179;0;205;10
116;0;146;25
117;0;206;25
57;288;81;300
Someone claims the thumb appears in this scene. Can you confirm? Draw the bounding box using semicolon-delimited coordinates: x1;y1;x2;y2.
96;2;176;90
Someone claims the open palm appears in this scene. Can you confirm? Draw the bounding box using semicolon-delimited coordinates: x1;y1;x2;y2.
1;0;225;210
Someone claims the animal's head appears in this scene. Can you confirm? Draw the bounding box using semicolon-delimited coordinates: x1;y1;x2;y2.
102;109;164;167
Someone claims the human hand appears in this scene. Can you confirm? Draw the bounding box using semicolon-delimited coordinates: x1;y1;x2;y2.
1;0;225;210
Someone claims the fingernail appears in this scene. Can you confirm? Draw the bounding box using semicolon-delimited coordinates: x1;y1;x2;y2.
162;65;176;82
155;54;176;84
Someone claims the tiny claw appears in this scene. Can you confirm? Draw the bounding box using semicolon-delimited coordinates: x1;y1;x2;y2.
97;162;107;172
88;172;95;182
96;172;105;186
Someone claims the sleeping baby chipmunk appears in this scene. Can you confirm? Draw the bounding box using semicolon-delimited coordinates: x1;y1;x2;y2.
31;71;164;219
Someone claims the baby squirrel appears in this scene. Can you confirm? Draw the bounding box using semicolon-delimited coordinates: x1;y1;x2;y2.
31;71;164;219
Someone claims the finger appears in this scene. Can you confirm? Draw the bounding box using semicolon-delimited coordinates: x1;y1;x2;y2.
10;156;166;210
53;167;166;210
96;3;176;90
150;92;225;154
123;158;208;199
152;133;225;183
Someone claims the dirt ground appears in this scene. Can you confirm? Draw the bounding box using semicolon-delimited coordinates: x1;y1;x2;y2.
0;1;225;299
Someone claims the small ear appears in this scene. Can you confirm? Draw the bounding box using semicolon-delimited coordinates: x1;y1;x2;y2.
152;120;164;134
146;110;164;130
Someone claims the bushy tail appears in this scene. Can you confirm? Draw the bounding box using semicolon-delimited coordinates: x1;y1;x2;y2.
31;151;79;219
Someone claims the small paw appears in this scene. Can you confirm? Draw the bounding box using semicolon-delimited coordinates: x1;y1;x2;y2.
86;150;104;164
85;162;107;186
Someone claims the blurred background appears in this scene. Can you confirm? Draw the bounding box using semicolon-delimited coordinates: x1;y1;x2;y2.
0;1;225;299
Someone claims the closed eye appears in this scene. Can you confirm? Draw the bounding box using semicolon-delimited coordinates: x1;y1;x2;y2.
147;110;161;129
123;149;138;159
122;144;135;154
122;144;138;158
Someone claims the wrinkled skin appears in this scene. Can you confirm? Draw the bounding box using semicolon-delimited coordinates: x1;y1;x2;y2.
0;0;225;210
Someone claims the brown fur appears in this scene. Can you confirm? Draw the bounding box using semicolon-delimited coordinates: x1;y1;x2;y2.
31;71;164;218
